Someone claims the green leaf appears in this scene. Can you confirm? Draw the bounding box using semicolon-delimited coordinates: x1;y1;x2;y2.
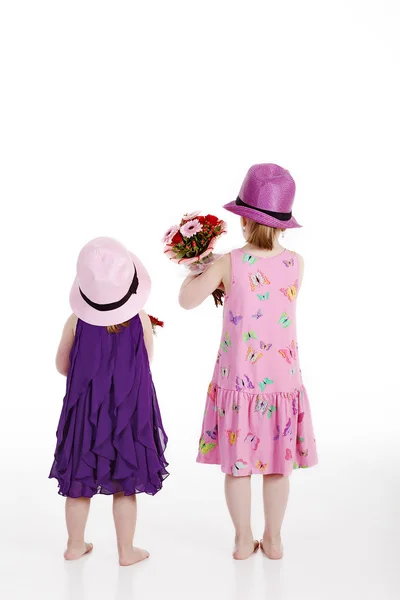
175;249;188;259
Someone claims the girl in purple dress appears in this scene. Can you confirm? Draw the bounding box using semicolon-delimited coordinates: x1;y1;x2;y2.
49;237;168;566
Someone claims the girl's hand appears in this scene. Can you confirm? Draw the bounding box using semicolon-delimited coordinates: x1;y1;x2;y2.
179;254;230;310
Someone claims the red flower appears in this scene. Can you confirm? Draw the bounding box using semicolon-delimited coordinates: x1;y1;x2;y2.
205;214;220;226
197;216;206;224
171;231;183;245
148;315;164;328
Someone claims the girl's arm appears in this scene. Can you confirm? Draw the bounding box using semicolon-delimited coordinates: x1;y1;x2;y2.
139;311;154;363
179;254;231;310
56;314;78;376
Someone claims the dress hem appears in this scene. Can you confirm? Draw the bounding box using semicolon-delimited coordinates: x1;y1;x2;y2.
196;457;318;476
49;470;170;498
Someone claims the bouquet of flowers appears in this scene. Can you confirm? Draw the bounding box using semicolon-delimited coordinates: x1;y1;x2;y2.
162;211;227;306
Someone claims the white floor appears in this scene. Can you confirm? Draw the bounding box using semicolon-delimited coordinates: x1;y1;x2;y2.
1;442;398;600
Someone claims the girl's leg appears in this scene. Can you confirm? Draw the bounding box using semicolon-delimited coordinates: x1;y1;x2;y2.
262;474;289;559
112;492;149;566
225;475;258;560
64;497;93;560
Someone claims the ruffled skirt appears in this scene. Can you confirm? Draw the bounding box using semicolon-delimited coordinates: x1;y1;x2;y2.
197;383;317;476
49;379;168;498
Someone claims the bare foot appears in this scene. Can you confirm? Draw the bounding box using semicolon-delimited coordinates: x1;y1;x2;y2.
64;542;93;561
260;535;284;560
119;547;150;567
233;536;259;560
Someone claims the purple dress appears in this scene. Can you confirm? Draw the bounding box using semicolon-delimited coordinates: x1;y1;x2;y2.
49;315;168;498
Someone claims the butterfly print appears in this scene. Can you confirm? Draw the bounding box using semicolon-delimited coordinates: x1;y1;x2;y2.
249;270;270;292
297;448;309;458
266;405;276;419
252;308;263;320
283;257;295;267
246;347;263;364
243;330;257;342
216;351;222;364
225;429;240;445
221;332;232;352
254;396;268;415
260;341;272;351
199;437;216;455
292;398;298;415
285;449;292;460
207;382;217;402
221;366;230;378
278;312;292;328
290;367;297;375
283;418;292;438
229;310;243;326
214;406;226;417
244;433;260;451
235;374;255;392
257;292;269;300
298;412;305;423
244;374;254;389
242;253;257;264
206;425;218;440
232;402;241;413
259;377;274;391
278;340;297;364
280;279;298;302
297;435;305;443
232;460;248;476
256;460;268;473
273;425;281;441
235;376;244;391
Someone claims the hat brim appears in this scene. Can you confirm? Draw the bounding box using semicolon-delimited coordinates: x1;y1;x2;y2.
70;252;151;327
223;201;301;229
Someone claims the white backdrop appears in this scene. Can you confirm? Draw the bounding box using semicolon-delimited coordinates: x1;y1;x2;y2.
1;2;399;599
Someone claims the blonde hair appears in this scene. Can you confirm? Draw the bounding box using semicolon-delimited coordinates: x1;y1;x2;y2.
106;321;130;334
246;220;283;250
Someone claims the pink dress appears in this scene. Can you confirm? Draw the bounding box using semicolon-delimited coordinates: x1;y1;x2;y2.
197;248;318;476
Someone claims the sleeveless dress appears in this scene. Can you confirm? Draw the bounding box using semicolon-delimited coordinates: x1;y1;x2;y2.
49;314;169;497
197;248;317;476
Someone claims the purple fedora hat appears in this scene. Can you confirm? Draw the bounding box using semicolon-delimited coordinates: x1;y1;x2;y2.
223;163;301;228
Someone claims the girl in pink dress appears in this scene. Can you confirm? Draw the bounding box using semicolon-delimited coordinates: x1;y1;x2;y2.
179;164;317;561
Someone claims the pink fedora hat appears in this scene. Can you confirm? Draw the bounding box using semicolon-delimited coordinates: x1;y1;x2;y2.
223;163;301;228
70;237;151;327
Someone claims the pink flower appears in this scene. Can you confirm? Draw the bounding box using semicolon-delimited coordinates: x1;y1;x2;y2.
162;225;179;245
180;218;202;238
182;210;200;221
